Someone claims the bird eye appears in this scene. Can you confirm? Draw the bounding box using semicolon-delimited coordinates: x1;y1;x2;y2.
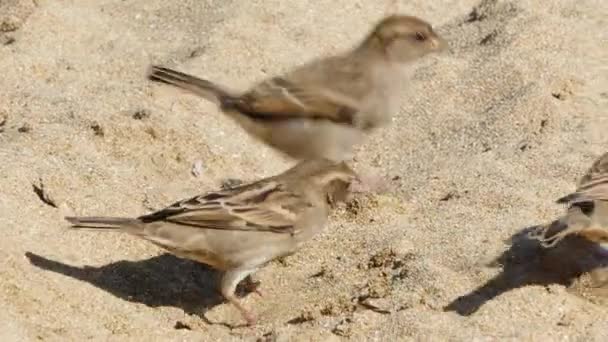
414;32;426;41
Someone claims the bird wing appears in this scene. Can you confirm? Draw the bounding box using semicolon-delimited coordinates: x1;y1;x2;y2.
578;152;608;186
223;57;370;126
137;181;307;234
557;153;608;204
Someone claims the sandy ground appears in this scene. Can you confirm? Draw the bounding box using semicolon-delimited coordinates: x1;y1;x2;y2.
1;0;607;340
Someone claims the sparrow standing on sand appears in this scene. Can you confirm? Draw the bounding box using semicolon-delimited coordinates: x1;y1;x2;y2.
148;14;447;162
531;152;608;247
65;159;357;325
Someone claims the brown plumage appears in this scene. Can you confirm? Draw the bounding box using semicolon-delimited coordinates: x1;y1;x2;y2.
65;159;357;325
148;14;447;162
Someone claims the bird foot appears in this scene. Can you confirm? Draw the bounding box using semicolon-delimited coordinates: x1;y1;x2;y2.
227;296;258;326
243;310;257;326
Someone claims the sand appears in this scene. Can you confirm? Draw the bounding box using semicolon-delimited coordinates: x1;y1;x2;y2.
1;0;607;340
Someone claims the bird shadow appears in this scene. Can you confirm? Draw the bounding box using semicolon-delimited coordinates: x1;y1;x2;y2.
25;252;256;327
444;224;608;315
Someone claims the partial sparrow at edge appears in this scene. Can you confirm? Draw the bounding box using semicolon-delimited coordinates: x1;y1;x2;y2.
530;152;608;248
65;159;357;325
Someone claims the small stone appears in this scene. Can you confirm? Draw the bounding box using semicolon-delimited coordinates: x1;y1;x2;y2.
440;191;459;202
144;126;158;139
332;318;353;337
132;109;150;120
0;34;15;45
90;122;104;136
221;178;244;190
286;311;315;325
32;178;58;208
173;321;191;330
0;110;7;132
0;0;36;33
189;46;206;59
551;78;583;101
517;140;531;151
358;297;392;314
18;123;31;133
191;160;204;177
256;331;278;342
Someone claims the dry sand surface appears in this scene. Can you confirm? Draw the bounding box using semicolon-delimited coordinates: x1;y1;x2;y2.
1;0;607;340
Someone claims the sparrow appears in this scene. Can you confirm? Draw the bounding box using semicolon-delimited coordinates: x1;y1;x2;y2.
147;14;447;162
64;159;357;325
530;152;608;248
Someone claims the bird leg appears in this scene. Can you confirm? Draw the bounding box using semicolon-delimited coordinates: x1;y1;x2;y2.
221;268;258;325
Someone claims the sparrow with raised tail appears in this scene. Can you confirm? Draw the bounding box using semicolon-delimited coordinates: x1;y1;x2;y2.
65;159;357;325
148;14;447;163
530;152;608;247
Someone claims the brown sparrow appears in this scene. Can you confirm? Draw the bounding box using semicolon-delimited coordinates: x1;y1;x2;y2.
530;152;608;247
65;159;357;325
148;14;447;162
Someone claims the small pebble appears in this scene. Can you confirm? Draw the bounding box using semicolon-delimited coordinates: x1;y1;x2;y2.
132;109;150;120
90;122;104;136
18;123;31;133
191;160;204;177
0;110;7;132
0;34;15;45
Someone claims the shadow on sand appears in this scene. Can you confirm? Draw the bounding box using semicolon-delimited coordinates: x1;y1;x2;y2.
25;251;257;327
445;225;608;315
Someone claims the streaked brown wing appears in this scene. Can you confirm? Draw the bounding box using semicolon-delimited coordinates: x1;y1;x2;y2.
557;153;608;204
226;52;371;126
138;181;306;233
226;77;358;126
578;152;608;187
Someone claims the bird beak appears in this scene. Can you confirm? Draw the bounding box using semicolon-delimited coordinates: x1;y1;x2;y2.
430;36;448;53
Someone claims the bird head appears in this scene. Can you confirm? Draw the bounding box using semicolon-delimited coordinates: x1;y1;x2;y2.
287;159;358;205
360;14;447;64
321;162;359;206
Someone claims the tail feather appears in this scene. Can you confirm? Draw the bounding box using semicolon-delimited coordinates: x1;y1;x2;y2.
65;216;141;231
147;65;235;105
